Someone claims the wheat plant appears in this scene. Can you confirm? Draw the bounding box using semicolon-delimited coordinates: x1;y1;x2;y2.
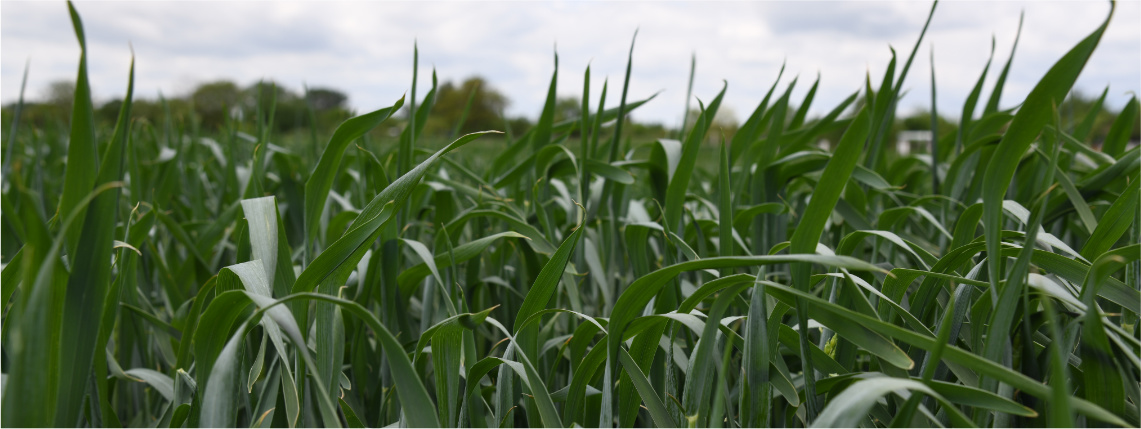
1;1;1138;428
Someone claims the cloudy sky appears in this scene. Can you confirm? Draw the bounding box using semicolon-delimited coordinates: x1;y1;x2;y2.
2;1;1138;127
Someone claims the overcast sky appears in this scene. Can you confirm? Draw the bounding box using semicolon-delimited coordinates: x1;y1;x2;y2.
2;1;1139;127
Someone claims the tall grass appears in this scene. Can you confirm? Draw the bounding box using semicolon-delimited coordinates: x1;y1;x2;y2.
2;1;1138;428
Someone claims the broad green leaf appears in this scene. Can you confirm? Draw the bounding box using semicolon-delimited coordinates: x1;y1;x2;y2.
241;196;279;288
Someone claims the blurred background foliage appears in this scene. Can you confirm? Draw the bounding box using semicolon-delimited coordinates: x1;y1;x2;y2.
3;77;1137;164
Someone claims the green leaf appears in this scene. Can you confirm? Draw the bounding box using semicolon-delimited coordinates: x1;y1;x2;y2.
53;14;136;426
272;292;439;427
718;140;733;261
584;159;635;185
241;196;280;289
618;347;675;428
304;97;404;248
1102;96;1138;157
193;291;255;413
1043;300;1075;427
604;254;886;428
981;1;1112;355
957;36;996;149
741;272;771;427
812;377;972;428
57;0;99;258
484;317;563;428
983;11;1023;115
339;398;365;428
418;307;495;427
400;231;527;296
443;209;556;254
1073;86;1109;142
1080;174;1138;260
788;102;872;419
513;226;583;334
531;52;558;150
762;282;1130;427
292;131;499;327
681;283;749;426
665;82;726;232
123;368;175;402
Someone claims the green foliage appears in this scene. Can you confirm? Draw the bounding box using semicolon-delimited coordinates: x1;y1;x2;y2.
424;76;509;137
1;2;1138;428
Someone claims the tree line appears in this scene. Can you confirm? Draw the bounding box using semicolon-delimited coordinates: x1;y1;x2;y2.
3;77;1135;149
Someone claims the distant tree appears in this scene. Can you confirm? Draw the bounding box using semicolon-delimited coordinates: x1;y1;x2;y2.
191;80;241;130
10;80;81;128
505;116;533;139
628;121;669;141
245;81;303;132
428;77;509;137
245;81;298;107
1060;90;1121;143
681;106;739;143
28;80;78;123
305;87;352;134
554;96;581;123
306;88;348;111
45;80;76;107
712;107;739;141
898;110;956;135
96;99;123;124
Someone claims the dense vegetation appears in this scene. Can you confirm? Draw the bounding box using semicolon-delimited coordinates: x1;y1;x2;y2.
2;2;1138;428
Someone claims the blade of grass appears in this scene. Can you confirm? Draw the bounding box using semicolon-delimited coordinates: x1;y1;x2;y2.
604;253;887;429
980;0;1112;386
678;52;696;139
304;97;404;252
1;59;29;181
292;132;499;324
665;82;726;233
618;347;675;428
1102;95;1138;157
56;1;98;259
983;10;1023;115
1073;86;1109;142
812;377;971;428
1043;300;1075;427
54;47;135;427
762;282;1129;427
956;37;996;155
788;104;872;421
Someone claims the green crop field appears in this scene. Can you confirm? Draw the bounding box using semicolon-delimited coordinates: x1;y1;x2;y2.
1;2;1138;428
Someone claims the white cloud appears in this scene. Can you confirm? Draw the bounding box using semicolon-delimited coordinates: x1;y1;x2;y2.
2;1;1138;127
